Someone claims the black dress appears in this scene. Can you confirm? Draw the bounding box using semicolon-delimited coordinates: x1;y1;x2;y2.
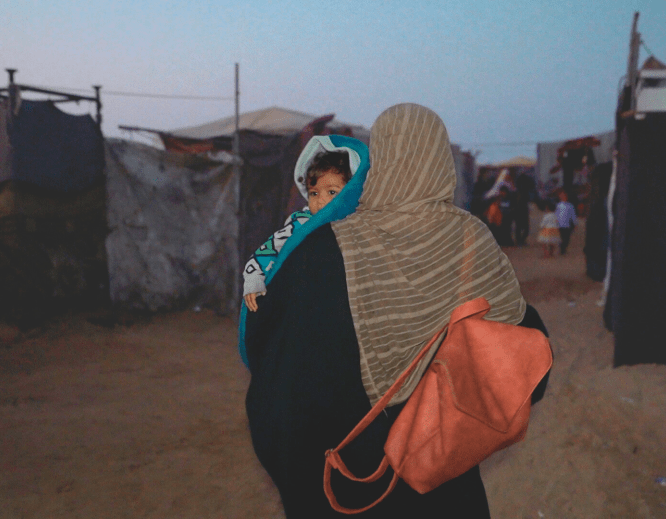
245;224;549;518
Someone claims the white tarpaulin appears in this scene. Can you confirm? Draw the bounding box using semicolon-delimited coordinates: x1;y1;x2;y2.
104;139;240;313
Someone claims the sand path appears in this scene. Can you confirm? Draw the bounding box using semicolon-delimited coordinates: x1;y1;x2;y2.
2;208;665;518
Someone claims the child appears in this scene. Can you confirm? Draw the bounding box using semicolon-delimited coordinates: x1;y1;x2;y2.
537;200;561;258
484;197;503;242
556;190;577;255
243;143;354;312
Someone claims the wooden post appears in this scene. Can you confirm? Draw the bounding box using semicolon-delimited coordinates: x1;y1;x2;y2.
232;63;242;312
626;12;641;112
93;85;102;128
233;63;240;162
6;68;17;119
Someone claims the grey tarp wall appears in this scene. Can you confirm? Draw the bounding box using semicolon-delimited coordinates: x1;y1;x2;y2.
105;130;305;315
105;139;240;314
605;114;666;366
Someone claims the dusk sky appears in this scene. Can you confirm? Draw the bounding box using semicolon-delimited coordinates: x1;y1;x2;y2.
4;1;666;163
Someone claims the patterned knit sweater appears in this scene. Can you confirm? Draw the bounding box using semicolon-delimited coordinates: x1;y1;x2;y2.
243;209;311;296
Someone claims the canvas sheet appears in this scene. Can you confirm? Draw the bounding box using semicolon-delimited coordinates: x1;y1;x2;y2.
104;139;240;313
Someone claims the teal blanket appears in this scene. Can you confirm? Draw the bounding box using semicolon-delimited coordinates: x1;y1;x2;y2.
238;135;370;367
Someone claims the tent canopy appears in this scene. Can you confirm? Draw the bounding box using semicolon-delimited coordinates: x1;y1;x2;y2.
492;156;536;168
169;106;370;142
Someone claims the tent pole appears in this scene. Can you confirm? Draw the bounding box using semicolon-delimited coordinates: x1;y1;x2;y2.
93;85;102;128
6;68;17;120
233;62;242;310
234;63;240;158
626;12;641;112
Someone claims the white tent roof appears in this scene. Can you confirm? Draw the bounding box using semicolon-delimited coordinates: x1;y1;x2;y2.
493;156;536;168
170;106;370;142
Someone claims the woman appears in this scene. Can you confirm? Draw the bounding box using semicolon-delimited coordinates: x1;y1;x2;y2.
244;104;549;518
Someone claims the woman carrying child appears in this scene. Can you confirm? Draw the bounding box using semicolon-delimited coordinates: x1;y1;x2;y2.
243;104;549;518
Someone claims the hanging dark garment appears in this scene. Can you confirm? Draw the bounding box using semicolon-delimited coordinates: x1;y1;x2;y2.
5;100;104;192
584;162;612;281
607;115;666;366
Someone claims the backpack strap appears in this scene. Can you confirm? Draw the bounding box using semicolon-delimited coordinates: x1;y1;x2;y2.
323;321;450;514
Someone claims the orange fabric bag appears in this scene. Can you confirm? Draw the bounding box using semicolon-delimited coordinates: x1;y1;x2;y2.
324;297;553;514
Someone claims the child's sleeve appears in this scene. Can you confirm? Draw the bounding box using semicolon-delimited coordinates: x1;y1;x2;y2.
242;210;311;296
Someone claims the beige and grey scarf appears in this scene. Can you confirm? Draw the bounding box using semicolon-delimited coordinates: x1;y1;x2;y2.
331;103;526;406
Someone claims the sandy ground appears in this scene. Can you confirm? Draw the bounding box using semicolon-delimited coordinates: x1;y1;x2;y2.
2;207;666;519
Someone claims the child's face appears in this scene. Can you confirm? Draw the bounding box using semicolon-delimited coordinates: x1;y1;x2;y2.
307;169;347;215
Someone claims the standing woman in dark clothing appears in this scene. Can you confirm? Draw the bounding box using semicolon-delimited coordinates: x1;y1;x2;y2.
514;173;533;246
244;104;549;518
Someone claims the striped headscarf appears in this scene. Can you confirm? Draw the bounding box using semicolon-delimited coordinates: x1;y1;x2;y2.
331;103;526;406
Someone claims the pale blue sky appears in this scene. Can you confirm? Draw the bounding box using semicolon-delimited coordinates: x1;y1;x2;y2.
4;0;666;163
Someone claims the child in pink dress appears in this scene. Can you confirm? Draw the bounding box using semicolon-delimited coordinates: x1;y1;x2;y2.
537;201;561;258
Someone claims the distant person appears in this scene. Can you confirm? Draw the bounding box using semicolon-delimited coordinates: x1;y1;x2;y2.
497;185;515;246
537;201;560;258
484;196;503;242
242;137;358;312
556;191;577;255
514;173;532;246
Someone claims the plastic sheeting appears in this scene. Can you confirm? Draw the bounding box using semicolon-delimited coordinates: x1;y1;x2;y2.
104;139;240;313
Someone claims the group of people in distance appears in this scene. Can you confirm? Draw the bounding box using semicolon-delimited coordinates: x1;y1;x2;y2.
477;169;532;248
476;168;578;258
238;103;551;518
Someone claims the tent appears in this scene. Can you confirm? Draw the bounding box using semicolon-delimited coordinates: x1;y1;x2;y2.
159;106;370;152
110;107;480;314
107;110;363;314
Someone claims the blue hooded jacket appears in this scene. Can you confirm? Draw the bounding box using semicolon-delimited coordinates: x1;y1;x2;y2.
238;135;370;367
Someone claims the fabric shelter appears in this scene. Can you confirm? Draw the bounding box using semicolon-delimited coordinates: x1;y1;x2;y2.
605;113;666;366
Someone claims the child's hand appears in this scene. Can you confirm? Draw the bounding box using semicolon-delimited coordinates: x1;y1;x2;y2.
244;292;266;312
